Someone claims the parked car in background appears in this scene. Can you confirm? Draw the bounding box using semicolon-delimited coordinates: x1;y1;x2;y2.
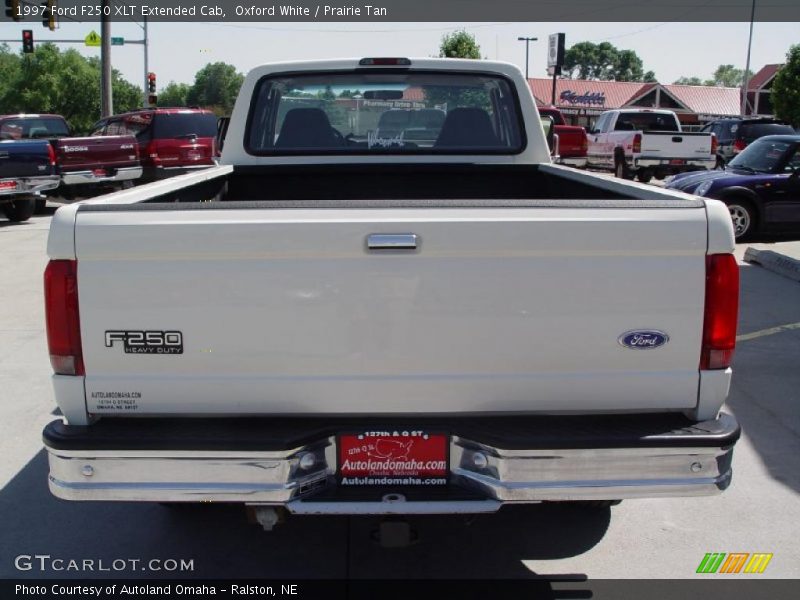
667;135;800;240
0;114;142;208
700;118;797;168
0;139;59;222
587;109;716;182
538;106;588;168
91;108;218;184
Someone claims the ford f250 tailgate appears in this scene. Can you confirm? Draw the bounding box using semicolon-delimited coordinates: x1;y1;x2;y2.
69;199;711;417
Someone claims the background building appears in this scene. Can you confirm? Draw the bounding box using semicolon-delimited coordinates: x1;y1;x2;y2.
527;68;779;131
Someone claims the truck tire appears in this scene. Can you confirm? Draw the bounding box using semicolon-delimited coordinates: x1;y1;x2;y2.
725;198;757;241
35;198;47;214
637;169;653;184
2;198;36;222
614;159;631;180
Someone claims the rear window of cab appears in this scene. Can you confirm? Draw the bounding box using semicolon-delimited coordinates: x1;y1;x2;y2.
246;71;525;155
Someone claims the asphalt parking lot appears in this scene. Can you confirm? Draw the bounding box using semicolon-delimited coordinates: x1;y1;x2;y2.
1;205;799;583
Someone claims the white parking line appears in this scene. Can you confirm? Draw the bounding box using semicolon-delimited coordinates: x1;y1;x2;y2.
737;321;800;342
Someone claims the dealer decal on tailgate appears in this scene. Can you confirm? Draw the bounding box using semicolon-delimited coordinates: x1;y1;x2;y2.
338;431;448;486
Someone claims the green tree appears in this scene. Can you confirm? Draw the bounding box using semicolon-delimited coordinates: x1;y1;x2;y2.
562;42;653;82
772;45;800;127
673;76;704;85
0;44;142;133
186;62;244;116
439;30;481;59
611;49;645;82
705;64;754;88
159;82;192;107
0;44;21;106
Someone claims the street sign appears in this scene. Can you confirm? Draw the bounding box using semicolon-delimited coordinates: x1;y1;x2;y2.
84;31;101;47
548;33;565;69
111;37;124;46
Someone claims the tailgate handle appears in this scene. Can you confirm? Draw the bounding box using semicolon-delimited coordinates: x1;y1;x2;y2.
367;233;418;250
672;136;682;142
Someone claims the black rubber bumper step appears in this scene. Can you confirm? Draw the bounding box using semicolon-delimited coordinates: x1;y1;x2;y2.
43;412;740;452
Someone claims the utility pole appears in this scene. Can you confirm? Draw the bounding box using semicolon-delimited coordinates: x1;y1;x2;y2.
741;0;756;116
100;0;113;117
142;16;149;106
517;36;538;80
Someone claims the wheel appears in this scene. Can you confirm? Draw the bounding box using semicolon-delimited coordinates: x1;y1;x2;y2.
637;169;653;184
2;197;36;222
35;198;47;213
725;199;757;241
614;159;631;180
715;156;725;170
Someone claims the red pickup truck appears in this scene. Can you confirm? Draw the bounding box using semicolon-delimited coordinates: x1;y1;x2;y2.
538;106;588;168
0;114;142;206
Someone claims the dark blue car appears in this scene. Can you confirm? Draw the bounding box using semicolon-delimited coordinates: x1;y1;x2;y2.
667;135;800;240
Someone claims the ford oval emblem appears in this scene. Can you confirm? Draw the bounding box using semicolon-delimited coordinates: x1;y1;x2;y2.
618;330;670;350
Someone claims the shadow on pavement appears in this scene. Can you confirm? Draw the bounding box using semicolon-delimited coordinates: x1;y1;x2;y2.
726;266;800;495
1;450;607;586
746;232;800;244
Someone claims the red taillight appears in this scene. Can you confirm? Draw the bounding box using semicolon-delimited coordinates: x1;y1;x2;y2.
733;138;746;153
700;254;739;370
146;140;161;166
47;143;56;167
632;133;642;154
710;133;718;156
44;260;84;376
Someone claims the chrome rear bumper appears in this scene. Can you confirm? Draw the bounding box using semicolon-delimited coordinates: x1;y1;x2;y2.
557;156;588;168
44;413;738;513
0;175;60;196
61;166;142;186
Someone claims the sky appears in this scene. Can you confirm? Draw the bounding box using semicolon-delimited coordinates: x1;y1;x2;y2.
2;21;798;92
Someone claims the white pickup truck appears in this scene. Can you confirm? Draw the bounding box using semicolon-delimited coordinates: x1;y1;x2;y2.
587;109;717;183
42;59;741;523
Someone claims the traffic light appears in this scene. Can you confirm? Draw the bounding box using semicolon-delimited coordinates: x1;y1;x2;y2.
22;30;34;54
5;0;21;22
148;94;158;107
41;1;56;31
147;72;157;93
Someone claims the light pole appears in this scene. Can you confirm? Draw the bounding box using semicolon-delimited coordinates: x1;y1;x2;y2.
518;36;538;80
741;0;756;116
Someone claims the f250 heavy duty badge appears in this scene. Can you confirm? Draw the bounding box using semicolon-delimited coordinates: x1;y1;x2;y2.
105;331;183;354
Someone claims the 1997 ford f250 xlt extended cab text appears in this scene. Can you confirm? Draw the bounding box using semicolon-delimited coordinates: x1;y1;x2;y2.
42;59;741;522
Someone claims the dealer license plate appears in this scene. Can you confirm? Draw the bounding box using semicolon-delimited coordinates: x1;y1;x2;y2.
92;168;107;177
338;430;448;487
669;159;685;165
